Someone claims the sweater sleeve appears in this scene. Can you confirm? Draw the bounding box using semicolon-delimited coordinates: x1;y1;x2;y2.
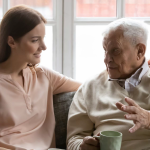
67;85;94;150
41;66;81;95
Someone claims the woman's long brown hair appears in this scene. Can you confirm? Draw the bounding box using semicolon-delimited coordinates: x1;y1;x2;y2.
0;5;46;65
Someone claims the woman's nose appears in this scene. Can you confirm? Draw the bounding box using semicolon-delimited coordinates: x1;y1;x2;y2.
42;44;47;51
40;41;47;51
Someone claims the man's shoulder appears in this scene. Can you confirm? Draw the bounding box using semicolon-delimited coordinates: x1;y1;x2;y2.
140;68;150;86
83;70;108;88
146;68;150;77
141;68;150;81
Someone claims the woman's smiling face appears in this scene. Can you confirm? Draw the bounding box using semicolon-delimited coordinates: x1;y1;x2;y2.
13;21;47;65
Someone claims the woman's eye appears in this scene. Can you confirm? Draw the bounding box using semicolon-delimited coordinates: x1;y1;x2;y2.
32;39;38;42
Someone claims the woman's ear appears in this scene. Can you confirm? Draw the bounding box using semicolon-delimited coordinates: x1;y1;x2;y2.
136;43;146;60
7;36;16;49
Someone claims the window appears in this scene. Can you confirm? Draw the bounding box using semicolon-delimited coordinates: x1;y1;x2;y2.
125;0;150;17
0;0;2;19
1;0;150;82
63;0;150;82
75;0;117;81
75;25;106;81
10;0;53;19
76;0;116;17
0;0;62;72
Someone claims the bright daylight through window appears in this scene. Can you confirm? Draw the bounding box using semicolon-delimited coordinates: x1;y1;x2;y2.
75;0;150;82
0;0;2;19
1;0;54;69
1;0;150;82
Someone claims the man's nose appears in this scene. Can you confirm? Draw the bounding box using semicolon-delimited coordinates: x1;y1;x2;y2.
104;52;113;63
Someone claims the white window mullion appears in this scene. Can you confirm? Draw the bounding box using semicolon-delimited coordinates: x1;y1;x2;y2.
117;0;125;19
63;0;74;78
53;0;63;73
74;20;115;25
3;0;9;15
73;0;77;79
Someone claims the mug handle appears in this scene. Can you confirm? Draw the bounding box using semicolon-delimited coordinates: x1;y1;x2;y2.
93;135;100;140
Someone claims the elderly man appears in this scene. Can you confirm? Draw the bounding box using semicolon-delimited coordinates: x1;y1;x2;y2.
67;18;150;150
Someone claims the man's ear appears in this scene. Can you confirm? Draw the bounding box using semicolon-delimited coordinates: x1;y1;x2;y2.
7;36;16;49
136;43;146;60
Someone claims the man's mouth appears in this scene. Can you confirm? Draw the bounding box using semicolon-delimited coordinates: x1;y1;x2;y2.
108;67;117;69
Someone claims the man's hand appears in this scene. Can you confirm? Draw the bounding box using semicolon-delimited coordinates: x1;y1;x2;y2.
80;136;100;150
116;97;150;133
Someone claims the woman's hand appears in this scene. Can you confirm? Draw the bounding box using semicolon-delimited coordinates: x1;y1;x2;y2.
116;97;150;133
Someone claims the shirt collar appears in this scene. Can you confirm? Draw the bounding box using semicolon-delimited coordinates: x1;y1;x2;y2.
137;59;149;82
108;58;149;84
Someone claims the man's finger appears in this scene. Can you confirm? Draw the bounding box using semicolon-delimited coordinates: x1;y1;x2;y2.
116;102;125;110
129;122;141;133
96;132;100;136
122;106;138;114
125;97;139;107
124;114;138;120
84;137;99;147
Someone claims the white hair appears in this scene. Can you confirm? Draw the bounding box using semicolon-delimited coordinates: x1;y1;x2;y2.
103;18;149;47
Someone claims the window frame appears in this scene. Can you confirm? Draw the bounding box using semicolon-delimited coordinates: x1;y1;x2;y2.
63;0;150;79
1;0;150;78
1;0;63;73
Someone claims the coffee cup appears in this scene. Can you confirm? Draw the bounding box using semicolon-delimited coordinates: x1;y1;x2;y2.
94;130;122;150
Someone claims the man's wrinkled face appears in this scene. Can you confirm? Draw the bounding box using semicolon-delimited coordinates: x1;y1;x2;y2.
103;29;138;79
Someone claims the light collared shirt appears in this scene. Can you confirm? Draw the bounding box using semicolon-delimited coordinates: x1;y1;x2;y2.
0;66;81;150
108;59;149;93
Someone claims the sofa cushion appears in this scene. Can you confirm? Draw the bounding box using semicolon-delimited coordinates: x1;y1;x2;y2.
53;92;76;149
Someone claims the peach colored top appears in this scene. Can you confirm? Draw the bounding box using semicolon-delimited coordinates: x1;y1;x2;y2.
0;66;81;150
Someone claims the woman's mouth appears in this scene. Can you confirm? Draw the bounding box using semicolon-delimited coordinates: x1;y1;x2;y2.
34;53;41;58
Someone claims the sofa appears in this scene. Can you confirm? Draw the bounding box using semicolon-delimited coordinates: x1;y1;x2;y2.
53;91;76;149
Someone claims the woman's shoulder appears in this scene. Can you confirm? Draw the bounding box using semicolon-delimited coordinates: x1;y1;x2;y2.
35;66;56;74
35;66;62;80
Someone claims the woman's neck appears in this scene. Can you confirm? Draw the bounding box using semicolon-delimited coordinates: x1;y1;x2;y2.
0;56;27;77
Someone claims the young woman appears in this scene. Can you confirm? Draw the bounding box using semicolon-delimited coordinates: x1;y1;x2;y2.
0;5;81;150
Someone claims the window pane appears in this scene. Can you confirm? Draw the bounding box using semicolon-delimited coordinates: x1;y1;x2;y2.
10;0;53;19
40;26;53;69
0;0;2;19
75;25;106;82
125;0;150;17
75;25;150;82
76;0;116;17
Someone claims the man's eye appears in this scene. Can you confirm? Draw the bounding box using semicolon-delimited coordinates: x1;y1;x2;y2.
114;49;120;55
